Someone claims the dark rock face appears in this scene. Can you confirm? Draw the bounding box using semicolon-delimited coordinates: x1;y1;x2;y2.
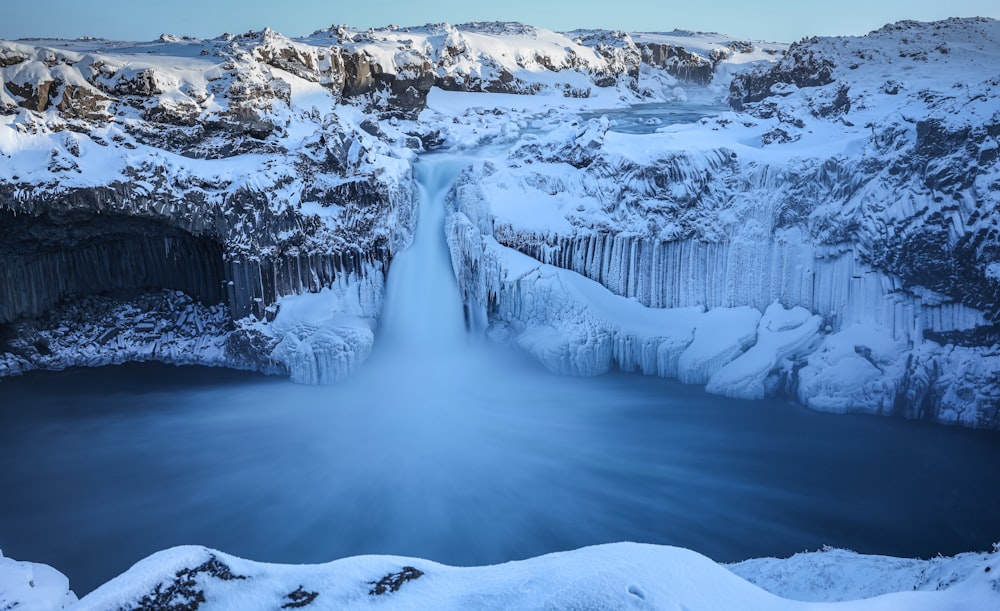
368;566;424;595
282;585;319;608
729;39;836;110
0;211;227;324
341;50;381;97
56;84;111;120
867;115;1000;322
640;43;716;85
386;57;437;113
5;79;62;112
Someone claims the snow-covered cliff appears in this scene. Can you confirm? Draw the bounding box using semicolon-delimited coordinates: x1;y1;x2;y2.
0;31;422;381
0;22;767;383
2;18;995;426
445;17;1000;427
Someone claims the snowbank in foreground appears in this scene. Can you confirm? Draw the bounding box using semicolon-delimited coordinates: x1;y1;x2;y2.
3;543;996;610
730;545;1000;604
0;550;77;610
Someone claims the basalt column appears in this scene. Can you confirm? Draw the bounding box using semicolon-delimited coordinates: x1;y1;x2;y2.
0;211;227;324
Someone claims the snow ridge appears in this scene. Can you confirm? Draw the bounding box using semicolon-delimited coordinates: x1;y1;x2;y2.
2;543;997;610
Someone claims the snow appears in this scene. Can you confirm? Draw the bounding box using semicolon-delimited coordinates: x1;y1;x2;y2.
986;263;1000;282
730;546;1000;604
437;18;1000;426
677;306;761;384
706;302;822;400
796;325;902;414
3;543;996;611
0;549;77;610
262;271;384;384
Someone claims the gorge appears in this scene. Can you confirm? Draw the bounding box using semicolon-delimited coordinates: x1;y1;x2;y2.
0;16;998;610
1;19;996;426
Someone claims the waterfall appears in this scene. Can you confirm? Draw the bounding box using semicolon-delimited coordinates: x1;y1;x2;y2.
377;153;476;352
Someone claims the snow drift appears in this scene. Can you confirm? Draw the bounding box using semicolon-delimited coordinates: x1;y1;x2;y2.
2;543;997;610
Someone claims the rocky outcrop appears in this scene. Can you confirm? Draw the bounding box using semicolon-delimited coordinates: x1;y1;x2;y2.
640;43;722;85
444;18;1000;428
567;30;642;88
0;21;769;382
631;30;784;88
729;39;836;109
0;33;416;379
726;19;1000;326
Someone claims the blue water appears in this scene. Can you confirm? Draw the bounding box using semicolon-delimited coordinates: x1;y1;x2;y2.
1;360;998;595
579;101;728;134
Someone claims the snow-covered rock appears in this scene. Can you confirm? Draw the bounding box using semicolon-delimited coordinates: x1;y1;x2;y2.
730;545;1000;604
446;17;1000;427
5;543;997;611
0;30;416;379
0;549;77;610
0;22;763;383
705;302;822;400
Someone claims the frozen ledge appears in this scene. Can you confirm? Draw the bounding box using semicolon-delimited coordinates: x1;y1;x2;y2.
3;543;996;610
485;238;824;401
447;220;1000;428
256;268;386;384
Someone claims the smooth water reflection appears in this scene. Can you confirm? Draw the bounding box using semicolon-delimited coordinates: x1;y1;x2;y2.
1;354;999;595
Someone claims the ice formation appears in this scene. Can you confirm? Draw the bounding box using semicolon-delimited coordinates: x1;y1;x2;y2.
444;18;1000;427
0;18;996;423
0;21;772;384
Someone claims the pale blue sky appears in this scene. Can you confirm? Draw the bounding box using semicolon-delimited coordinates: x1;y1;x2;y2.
2;0;998;43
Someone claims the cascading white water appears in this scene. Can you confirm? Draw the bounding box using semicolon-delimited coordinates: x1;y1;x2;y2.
377;154;475;351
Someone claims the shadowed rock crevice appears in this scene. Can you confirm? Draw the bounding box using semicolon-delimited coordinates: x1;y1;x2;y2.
0;211;227;324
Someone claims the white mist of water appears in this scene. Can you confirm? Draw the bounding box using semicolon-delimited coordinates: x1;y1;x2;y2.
362;150;518;403
377;153;476;352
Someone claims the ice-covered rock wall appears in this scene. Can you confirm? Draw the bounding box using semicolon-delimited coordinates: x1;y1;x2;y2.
445;18;1000;428
0;32;416;380
0;20;767;382
450;211;829;403
505;232;924;343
